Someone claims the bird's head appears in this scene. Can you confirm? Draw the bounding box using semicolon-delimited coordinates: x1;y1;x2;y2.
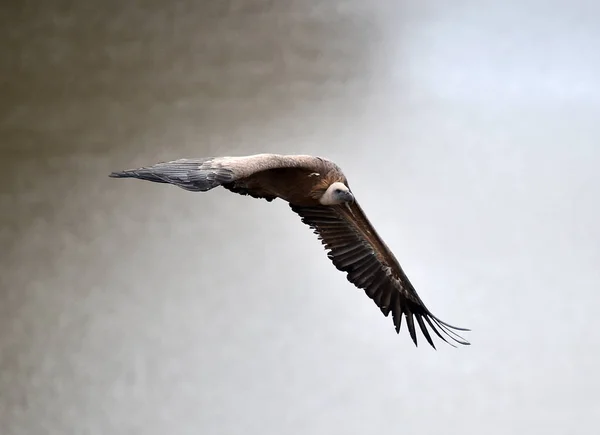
319;182;354;205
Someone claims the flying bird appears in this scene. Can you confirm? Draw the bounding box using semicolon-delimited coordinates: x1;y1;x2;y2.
110;153;469;349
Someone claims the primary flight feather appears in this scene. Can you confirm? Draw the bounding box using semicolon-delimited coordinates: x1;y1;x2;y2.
110;153;470;349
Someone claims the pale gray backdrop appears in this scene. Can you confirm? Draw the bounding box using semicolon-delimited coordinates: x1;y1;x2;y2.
1;0;599;434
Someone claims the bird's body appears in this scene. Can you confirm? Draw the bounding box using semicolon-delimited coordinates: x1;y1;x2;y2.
110;153;469;349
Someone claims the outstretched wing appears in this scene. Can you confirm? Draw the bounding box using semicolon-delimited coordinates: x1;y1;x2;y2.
110;158;235;192
109;154;328;200
290;201;470;349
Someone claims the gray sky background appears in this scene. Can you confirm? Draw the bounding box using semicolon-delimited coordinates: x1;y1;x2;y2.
1;1;599;434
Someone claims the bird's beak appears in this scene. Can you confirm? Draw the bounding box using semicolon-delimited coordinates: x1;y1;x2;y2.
344;191;355;203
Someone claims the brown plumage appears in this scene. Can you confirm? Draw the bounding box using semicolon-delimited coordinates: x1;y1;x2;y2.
110;153;470;349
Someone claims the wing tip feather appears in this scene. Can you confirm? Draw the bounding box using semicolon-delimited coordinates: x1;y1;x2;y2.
392;303;471;349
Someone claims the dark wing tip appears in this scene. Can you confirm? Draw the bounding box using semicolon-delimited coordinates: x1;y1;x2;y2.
421;313;471;348
387;274;470;349
391;300;471;349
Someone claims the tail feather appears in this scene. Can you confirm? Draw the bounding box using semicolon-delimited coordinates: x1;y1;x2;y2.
109;158;235;192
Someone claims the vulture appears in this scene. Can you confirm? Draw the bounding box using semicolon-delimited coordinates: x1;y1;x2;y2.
110;153;469;349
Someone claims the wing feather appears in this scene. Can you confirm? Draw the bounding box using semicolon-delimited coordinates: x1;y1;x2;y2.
290;202;470;349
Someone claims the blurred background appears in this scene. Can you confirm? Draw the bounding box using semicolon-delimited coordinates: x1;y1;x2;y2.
1;0;599;434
